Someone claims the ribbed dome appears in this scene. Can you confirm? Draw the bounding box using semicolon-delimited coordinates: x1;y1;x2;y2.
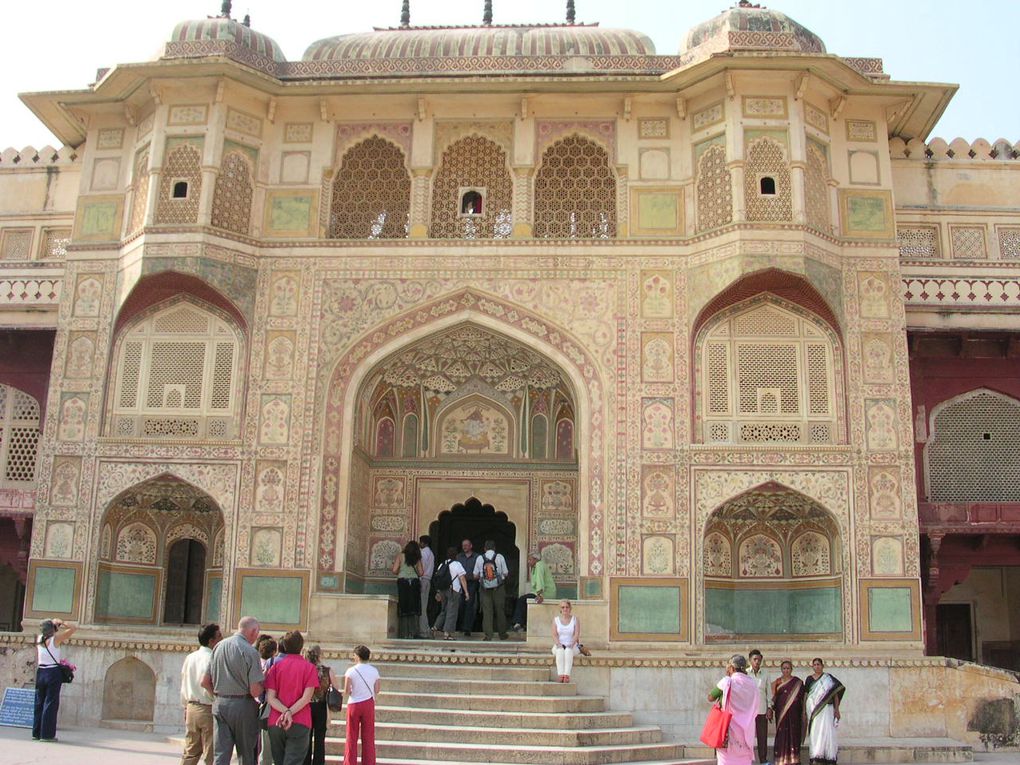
170;17;286;63
304;24;655;62
681;2;825;56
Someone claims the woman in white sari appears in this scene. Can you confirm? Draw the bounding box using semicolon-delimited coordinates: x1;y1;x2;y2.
804;658;846;765
706;654;759;765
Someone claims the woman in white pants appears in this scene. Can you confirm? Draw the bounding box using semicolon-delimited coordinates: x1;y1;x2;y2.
551;600;580;683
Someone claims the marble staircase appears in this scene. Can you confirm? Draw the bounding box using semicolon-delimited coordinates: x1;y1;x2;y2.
324;643;710;765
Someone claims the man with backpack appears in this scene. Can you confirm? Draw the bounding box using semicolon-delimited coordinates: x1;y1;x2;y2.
473;540;510;641
431;546;470;640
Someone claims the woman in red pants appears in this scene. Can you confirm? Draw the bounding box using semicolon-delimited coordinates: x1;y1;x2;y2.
342;645;380;765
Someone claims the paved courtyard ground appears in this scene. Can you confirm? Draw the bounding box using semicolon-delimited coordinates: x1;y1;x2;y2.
1;725;1018;765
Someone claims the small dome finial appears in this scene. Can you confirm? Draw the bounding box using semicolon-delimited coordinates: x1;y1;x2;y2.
566;0;576;25
220;0;232;18
483;0;492;26
243;13;251;27
400;0;410;27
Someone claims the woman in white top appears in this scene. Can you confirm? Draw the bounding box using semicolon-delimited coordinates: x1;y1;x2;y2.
551;600;580;683
33;617;77;741
343;644;381;765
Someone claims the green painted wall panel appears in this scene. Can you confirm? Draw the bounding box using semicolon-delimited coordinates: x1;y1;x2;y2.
617;585;681;634
31;567;75;614
706;586;841;636
97;570;156;620
206;577;222;622
239;576;303;625
869;587;913;632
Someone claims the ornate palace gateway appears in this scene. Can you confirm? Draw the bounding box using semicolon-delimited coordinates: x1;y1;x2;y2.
0;0;1017;749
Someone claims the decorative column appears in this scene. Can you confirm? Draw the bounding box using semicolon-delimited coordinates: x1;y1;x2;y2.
409;168;432;238
199;102;228;226
511;166;533;238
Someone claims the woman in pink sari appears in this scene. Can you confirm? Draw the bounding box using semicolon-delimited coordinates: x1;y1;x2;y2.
707;654;759;765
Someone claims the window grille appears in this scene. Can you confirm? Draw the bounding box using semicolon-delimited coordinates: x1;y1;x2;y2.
330;137;410;239
744;138;792;222
0;385;41;484
111;303;241;440
430;136;512;239
696;144;732;232
211;151;254;235
156;145;202;225
534;135;616;239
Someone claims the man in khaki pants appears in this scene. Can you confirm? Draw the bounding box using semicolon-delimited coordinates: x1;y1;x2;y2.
180;623;222;765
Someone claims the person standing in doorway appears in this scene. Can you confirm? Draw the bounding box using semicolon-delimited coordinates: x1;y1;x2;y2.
181;623;223;765
202;616;264;765
432;546;470;640
748;649;772;765
456;538;480;636
512;550;557;631
32;617;77;742
343;645;380;765
417;535;435;638
473;539;510;640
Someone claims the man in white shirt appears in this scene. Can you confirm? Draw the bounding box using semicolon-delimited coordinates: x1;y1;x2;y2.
432;546;470;640
180;623;222;765
473;539;510;640
417;534;435;638
748;648;773;765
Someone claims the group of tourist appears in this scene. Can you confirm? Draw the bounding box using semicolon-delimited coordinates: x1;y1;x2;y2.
709;651;846;765
392;536;558;641
176;616;380;765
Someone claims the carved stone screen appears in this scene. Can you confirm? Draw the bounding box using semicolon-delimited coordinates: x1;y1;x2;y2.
430;136;512;239
533;135;616;238
211;150;255;235
0;385;40;484
329;137;411;239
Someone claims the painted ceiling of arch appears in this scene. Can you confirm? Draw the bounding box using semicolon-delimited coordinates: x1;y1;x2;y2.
111;478;219;514
376;324;568;395
710;486;831;524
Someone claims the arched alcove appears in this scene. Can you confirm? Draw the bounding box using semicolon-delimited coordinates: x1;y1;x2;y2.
703;482;843;641
102;656;156;722
96;474;224;627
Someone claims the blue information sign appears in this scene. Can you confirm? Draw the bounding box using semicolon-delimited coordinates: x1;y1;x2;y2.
0;687;34;728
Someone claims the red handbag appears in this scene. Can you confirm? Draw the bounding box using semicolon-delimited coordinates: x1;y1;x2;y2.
699;703;733;748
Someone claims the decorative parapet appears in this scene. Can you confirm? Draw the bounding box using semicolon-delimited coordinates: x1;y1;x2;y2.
0;145;78;167
902;275;1020;308
890;136;1020;161
919;502;1020;533
0;276;62;306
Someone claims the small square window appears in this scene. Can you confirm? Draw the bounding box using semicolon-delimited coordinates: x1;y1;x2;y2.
172;180;190;199
458;188;485;217
759;176;777;195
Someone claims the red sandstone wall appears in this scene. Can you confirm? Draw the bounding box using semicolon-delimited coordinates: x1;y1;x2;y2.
0;329;55;422
908;355;1020;502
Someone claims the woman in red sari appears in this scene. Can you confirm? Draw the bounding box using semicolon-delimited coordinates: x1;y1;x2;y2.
770;660;805;765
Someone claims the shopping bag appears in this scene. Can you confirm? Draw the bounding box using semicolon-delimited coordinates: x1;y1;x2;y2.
699;703;732;748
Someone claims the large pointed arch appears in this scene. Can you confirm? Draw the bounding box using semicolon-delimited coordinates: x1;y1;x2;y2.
316;288;607;584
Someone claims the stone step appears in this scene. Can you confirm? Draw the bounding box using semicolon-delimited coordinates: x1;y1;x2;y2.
378;690;607;713
355;705;636;729
384;675;574;695
373;661;550;681
324;759;711;765
325;739;688;765
330;721;663;747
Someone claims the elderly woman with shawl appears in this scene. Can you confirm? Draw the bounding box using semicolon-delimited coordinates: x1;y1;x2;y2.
804;657;846;765
770;660;805;765
706;654;759;765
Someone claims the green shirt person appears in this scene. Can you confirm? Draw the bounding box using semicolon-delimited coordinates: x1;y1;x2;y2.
512;551;557;631
530;553;557;603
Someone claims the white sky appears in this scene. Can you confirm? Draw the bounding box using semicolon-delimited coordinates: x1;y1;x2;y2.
1;0;1016;149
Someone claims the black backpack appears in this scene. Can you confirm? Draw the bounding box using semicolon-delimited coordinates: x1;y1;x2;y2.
433;560;453;590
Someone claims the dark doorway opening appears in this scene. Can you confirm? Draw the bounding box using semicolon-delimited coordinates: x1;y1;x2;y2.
164;539;206;625
428;497;519;631
936;602;973;662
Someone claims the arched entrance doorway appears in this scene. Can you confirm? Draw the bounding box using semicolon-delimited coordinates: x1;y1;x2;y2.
95;474;224;626
428;497;519;630
345;322;579;606
703;482;843;641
